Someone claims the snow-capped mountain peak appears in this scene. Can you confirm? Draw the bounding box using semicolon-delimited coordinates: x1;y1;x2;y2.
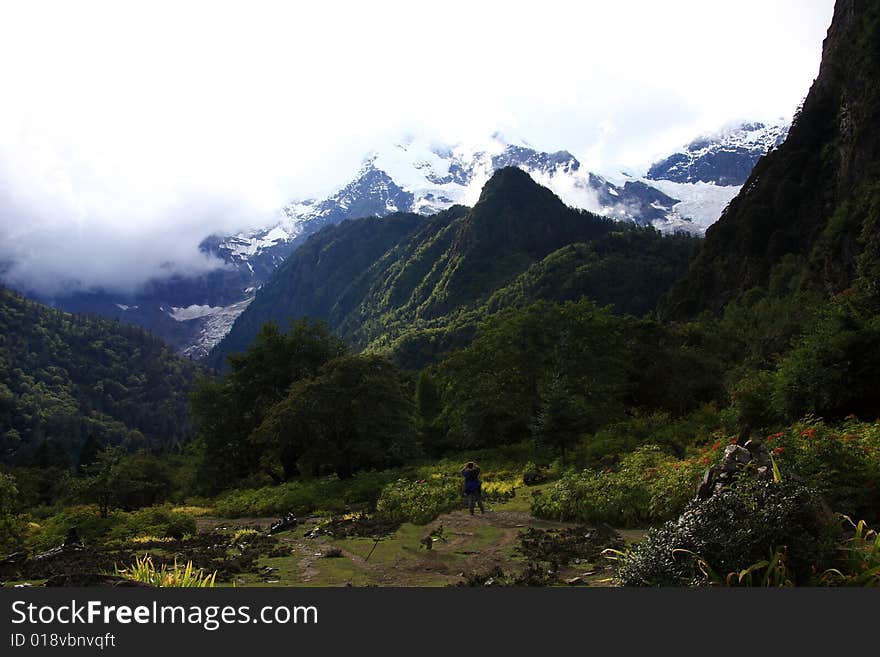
647;120;789;186
219;133;696;271
52;121;789;361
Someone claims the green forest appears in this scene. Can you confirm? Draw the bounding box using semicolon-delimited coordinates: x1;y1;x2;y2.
1;0;879;589
2;160;878;586
0;286;196;460
209;168;700;371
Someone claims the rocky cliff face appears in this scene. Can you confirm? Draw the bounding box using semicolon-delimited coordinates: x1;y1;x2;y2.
660;0;880;319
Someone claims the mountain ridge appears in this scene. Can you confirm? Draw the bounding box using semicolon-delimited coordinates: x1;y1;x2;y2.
647;121;789;186
208;168;699;369
23;122;786;359
659;0;880;319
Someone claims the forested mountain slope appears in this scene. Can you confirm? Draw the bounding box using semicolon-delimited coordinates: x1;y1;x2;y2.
211;168;698;368
0;286;198;464
660;0;880;319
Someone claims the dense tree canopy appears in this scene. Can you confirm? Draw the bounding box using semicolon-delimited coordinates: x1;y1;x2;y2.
251;354;418;480
191;318;347;490
429;299;725;454
0;286;198;465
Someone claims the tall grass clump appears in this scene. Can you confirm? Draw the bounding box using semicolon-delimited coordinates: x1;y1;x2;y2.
115;555;216;587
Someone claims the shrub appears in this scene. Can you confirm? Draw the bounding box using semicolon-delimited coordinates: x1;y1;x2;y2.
646;457;707;521
375;476;461;525
27;505;197;551
612;479;837;586
108;507;196;543
531;468;651;527
213;482;319;517
213;471;395;517
763;418;880;519
481;479;517;501
27;505;117;551
531;445;711;526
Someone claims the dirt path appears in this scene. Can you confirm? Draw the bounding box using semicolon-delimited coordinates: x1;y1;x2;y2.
337;509;576;585
209;503;643;587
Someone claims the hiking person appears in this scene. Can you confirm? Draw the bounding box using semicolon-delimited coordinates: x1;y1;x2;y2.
461;461;485;515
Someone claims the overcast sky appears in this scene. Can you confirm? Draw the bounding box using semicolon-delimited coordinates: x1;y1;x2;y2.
0;0;836;296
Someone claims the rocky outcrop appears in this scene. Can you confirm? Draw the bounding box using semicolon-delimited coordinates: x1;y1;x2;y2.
696;439;774;499
268;512;298;536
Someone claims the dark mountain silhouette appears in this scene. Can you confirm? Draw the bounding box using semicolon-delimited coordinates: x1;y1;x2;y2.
210;168;697;369
660;0;880;319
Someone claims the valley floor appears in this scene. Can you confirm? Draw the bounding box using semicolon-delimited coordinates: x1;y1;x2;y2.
199;490;646;587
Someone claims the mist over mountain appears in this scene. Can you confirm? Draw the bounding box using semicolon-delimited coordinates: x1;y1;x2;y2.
3;123;786;359
209;167;700;370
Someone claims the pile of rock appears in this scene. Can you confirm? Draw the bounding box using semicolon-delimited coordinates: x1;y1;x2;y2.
696;439;773;500
268;512;298;536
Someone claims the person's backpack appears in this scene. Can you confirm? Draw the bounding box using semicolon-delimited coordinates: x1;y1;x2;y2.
462;467;481;494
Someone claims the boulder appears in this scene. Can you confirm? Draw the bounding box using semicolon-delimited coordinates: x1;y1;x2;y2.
697;438;780;500
0;552;27;567
268;512;298;535
721;445;751;472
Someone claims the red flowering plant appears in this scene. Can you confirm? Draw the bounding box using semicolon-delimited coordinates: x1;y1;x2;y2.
768;418;880;519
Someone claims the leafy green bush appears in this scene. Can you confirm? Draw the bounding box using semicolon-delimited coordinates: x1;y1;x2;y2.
532;468;649;527
108;507;196;543
612;480;837;586
213;483;319;518
27;505;197;551
729;370;782;435
212;471;396;517
646;458;707;521
375;476;461;525
26;505;117;551
531;445;708;526
763;418;880;519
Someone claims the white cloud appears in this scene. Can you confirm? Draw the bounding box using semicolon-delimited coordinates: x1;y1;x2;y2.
0;0;836;295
